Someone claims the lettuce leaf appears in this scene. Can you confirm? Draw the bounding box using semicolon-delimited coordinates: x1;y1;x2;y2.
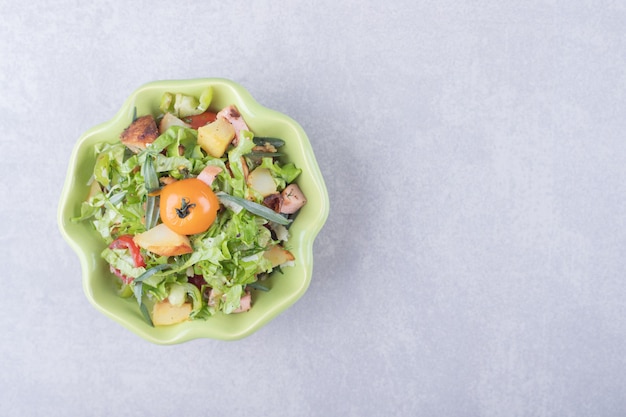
102;247;146;278
259;157;302;190
159;87;213;118
226;130;256;198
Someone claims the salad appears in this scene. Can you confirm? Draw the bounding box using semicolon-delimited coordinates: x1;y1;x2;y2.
73;87;307;326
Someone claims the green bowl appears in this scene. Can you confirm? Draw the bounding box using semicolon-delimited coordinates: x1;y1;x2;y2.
57;78;329;344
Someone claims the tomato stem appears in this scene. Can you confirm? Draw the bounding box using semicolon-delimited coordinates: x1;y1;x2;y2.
175;197;196;218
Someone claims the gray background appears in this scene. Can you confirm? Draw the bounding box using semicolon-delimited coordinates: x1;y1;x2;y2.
1;1;625;416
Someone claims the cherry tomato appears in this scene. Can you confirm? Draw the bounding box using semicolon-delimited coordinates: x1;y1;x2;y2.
159;178;219;235
185;111;217;129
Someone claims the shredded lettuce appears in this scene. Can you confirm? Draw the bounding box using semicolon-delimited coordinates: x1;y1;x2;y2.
259;157;302;189
102;248;146;278
226;130;256;198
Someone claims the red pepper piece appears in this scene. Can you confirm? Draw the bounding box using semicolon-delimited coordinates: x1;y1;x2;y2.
109;235;146;268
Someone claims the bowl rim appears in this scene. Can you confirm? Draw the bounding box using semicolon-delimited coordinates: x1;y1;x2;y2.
57;77;329;344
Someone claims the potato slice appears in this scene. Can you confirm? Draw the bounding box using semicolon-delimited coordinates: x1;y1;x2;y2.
159;112;190;134
86;180;101;201
247;167;277;197
197;117;235;158
133;223;193;257
264;244;295;268
120;115;159;153
152;300;192;326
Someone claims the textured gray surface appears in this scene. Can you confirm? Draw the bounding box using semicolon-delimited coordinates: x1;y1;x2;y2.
2;1;626;416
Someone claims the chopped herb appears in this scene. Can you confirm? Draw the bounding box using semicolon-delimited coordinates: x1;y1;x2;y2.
217;192;292;226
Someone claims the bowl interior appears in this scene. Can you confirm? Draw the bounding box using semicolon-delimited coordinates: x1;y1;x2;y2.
58;78;329;343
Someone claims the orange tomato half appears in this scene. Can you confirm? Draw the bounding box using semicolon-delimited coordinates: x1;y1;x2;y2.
159;178;219;235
